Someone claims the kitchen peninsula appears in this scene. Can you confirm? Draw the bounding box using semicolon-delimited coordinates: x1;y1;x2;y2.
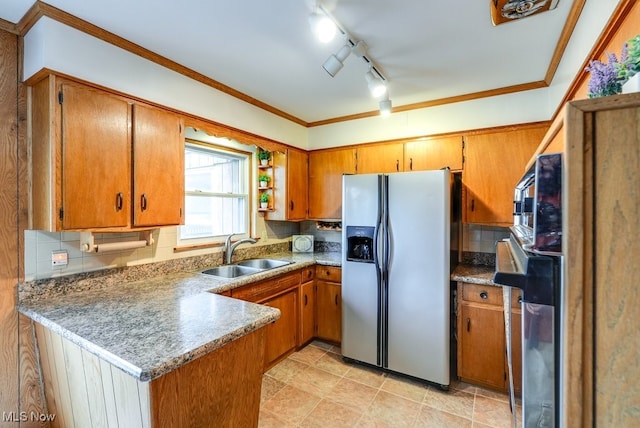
18;252;339;428
20;273;278;427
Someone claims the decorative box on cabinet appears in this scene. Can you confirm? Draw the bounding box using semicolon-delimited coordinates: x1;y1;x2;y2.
30;75;184;231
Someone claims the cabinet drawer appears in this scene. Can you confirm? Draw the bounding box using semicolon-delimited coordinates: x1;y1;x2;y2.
301;266;315;282
461;283;502;306
232;271;301;303
316;266;341;282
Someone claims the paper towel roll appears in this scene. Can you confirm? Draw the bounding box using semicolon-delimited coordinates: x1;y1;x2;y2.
94;240;148;253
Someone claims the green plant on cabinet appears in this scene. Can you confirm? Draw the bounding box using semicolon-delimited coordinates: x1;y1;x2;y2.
260;192;270;210
259;174;271;188
258;150;271;165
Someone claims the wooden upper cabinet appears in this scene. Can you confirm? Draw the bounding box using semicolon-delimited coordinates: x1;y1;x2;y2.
404;136;463;171
30;78;133;230
356;143;404;174
132;104;184;227
308;148;356;219
267;148;308;221
30;75;185;231
463;125;547;225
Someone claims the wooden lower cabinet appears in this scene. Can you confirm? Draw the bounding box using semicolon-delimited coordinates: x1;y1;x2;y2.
315;266;342;344
262;289;298;369
457;282;522;393
231;270;301;371
230;266;342;369
299;280;316;346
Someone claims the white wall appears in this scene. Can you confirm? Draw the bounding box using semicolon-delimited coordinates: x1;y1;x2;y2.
23;0;620;151
23;17;309;150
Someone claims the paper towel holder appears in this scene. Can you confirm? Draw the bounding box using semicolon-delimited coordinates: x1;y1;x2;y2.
80;230;155;253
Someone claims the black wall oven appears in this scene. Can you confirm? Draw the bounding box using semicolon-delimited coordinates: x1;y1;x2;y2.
494;153;562;428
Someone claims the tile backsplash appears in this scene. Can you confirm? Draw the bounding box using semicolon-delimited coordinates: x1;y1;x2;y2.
462;224;509;254
25;222;507;280
24;225;292;281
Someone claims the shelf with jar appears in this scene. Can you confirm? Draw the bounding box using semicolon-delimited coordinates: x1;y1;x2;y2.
257;149;273;211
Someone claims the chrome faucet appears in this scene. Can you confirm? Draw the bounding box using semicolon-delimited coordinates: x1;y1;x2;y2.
225;233;257;264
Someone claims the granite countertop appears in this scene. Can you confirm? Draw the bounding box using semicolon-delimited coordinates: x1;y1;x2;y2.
18;251;342;382
451;264;496;286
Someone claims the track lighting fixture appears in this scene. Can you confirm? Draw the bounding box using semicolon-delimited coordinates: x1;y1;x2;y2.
309;3;337;43
322;44;351;77
365;69;387;98
309;1;392;113
379;95;392;116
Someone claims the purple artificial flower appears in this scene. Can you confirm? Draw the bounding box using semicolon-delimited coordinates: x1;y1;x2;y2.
585;52;622;98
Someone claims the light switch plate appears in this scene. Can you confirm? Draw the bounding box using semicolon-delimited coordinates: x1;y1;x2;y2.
52;250;68;267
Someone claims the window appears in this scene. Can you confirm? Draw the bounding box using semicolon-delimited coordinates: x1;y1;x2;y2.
179;142;250;244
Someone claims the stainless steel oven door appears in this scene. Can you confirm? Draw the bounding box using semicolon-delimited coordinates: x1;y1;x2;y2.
522;302;555;428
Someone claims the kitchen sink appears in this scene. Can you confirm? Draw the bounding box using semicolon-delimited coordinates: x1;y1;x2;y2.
201;258;292;279
236;259;292;269
201;265;262;278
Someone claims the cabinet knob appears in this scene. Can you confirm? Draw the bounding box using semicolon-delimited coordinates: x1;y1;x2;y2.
471;199;475;212
518;296;522;304
479;291;488;300
304;294;308;306
396;160;399;172
141;193;148;211
290;200;294;211
466;318;471;332
409;158;413;170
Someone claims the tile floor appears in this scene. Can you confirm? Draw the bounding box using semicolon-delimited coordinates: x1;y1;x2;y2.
259;341;519;427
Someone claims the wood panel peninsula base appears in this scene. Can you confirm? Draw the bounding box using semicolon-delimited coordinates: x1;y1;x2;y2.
34;323;266;428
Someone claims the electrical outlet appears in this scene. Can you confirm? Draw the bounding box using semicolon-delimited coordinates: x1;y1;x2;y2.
52;250;68;267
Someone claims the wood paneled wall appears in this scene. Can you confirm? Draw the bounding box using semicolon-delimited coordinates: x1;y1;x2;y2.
34;323;152;428
0;28;21;427
0;28;45;428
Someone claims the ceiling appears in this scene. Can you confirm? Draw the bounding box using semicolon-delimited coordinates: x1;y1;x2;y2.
1;1;581;125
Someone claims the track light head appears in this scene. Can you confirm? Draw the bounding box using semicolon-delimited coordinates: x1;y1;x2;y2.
365;70;387;98
309;9;337;43
323;44;352;77
379;96;392;116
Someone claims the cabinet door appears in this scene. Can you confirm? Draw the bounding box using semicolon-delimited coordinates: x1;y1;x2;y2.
404;136;463;171
458;303;506;390
60;82;131;229
308;148;356;219
357;143;404;174
316;281;342;343
262;289;298;369
299;280;315;346
463;126;546;225
132;104;184;227
287;149;308;220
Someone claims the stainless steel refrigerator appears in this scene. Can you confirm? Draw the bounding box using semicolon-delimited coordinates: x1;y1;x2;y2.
341;170;451;388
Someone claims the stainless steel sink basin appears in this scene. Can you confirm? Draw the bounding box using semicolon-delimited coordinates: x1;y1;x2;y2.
236;259;292;269
201;265;262;278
